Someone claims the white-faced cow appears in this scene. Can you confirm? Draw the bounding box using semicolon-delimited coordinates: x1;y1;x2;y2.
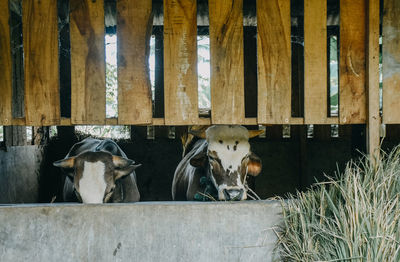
172;125;263;201
53;138;140;203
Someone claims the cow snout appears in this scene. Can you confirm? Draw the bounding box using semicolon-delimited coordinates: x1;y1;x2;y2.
223;189;245;201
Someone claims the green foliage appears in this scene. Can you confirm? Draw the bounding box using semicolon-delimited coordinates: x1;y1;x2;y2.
106;62;118;118
75;125;130;139
277;147;400;261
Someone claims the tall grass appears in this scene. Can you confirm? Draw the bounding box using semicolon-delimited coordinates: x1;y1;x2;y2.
277;147;400;261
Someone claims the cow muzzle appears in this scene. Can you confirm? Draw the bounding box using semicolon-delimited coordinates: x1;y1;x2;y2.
220;188;246;201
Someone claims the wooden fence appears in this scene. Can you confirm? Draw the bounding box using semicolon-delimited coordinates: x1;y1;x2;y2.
0;0;389;154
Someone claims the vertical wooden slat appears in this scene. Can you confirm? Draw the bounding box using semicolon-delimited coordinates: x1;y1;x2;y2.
164;0;199;125
257;0;291;124
117;0;153;125
304;0;328;124
23;0;60;126
70;0;105;124
209;0;245;124
383;0;400;124
0;0;12;126
367;0;380;161
340;0;366;124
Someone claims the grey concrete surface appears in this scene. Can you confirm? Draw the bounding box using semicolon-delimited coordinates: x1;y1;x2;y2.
0;146;43;203
0;201;282;262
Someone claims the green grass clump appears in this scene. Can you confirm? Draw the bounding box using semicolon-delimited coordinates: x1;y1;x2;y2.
277;147;400;262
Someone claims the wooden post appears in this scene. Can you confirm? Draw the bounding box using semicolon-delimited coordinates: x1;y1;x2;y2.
0;0;12;126
304;0;328;124
117;0;153;125
23;0;60;126
367;0;380;162
164;0;199;125
4;126;26;147
70;0;106;124
257;0;291;124
209;0;245;124
383;0;400;124
339;0;366;124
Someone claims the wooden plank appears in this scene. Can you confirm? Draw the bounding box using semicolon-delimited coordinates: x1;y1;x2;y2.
289;117;304;125
257;0;291;124
4;126;27;146
340;0;366;124
22;0;60;126
304;0;328;124
0;0;12;126
367;0;380;161
383;0;400;124
117;0;153;125
209;0;245;124
70;0;105;124
163;0;199;125
12;118;26;126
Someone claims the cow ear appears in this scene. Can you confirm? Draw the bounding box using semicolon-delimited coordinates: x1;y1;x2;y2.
247;153;262;176
190;152;207;167
53;157;75;169
112;155;134;168
114;164;141;180
248;129;265;138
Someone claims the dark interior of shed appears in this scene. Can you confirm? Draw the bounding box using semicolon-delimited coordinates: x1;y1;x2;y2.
1;0;396;204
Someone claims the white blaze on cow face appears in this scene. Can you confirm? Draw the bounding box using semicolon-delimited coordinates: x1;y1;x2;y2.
206;125;251;200
78;161;107;204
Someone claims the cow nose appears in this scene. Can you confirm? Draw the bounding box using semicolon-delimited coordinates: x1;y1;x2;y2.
223;189;244;201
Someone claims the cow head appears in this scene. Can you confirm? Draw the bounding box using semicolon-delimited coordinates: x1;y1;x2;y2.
190;125;263;200
53;151;140;203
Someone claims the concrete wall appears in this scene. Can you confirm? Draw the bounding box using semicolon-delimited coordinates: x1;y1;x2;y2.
0;146;43;203
0;201;281;262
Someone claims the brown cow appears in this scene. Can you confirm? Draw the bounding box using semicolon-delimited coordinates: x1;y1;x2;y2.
172;125;263;201
53;138;140;203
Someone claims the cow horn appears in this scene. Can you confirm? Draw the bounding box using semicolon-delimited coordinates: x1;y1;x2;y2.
53;157;75;169
189;128;206;139
248;129;265;138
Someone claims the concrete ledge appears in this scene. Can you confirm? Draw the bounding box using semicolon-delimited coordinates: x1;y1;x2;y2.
0;201;282;262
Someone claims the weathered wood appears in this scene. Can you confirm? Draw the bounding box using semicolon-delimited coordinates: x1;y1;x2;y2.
4;126;27;147
117;0;153;125
22;0;60;126
0;0;12;126
304;0;328;124
9;2;25;121
339;0;366;124
257;0;291;124
32;127;49;145
383;0;400;124
367;0;380;161
70;0;106;124
209;0;245;124
0;146;42;203
164;0;199;125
